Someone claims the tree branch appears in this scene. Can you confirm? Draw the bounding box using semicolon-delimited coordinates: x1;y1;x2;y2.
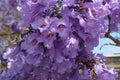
105;15;120;46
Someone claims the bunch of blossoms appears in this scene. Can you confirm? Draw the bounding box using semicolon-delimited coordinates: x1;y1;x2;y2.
0;0;119;80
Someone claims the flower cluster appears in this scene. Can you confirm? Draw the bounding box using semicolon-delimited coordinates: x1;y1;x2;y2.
0;0;119;80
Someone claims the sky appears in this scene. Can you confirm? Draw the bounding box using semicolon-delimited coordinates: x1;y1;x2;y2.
93;32;120;56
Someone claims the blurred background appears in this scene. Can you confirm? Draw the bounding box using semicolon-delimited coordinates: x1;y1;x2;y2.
93;35;120;79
